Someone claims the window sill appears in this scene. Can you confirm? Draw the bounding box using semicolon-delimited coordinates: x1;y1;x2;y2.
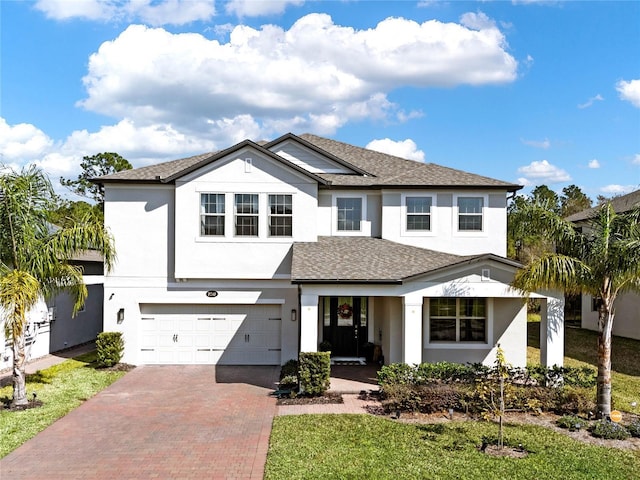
425;342;489;349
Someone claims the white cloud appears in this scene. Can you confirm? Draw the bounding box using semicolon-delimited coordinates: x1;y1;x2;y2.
517;159;571;183
616;79;640;108
577;94;603;109
0;118;54;161
521;138;550;149
633;154;640;165
34;0;216;26
77;14;517;137
600;184;637;195
225;0;304;17
365;138;425;162
588;159;600;169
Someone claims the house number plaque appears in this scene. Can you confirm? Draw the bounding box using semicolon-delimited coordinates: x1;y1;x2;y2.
206;291;218;298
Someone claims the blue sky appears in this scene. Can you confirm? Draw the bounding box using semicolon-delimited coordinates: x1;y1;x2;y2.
1;1;639;201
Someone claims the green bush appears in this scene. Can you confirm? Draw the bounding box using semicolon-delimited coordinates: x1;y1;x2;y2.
378;363;417;387
381;383;462;413
280;359;298;380
589;419;630;440
96;331;124;367
556;415;585;431
555;386;596;415
298;352;331;396
627;419;640;438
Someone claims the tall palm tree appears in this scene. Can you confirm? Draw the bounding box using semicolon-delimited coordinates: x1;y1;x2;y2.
511;200;640;417
0;166;115;406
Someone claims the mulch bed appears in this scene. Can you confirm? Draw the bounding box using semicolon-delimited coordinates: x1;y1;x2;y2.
276;392;344;406
2;399;44;411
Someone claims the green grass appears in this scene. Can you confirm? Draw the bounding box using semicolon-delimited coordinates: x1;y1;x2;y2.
0;352;127;458
527;320;640;415
265;414;640;480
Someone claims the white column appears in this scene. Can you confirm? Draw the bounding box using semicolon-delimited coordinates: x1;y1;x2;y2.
540;292;565;367
402;294;423;365
300;293;319;352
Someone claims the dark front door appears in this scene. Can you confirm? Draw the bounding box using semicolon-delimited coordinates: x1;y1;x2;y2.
323;297;367;357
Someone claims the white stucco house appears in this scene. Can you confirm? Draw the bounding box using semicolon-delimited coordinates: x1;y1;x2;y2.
566;190;640;340
97;133;564;368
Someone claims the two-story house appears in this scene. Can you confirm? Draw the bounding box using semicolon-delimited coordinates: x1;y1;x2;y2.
98;133;565;368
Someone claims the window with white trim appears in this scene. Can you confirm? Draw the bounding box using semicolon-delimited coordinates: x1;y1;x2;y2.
429;298;486;342
268;194;292;237
235;193;259;236
457;197;483;231
406;196;432;231
337;197;362;231
200;193;225;236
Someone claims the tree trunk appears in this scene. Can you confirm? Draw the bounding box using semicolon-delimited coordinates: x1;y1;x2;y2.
596;307;614;418
11;330;28;407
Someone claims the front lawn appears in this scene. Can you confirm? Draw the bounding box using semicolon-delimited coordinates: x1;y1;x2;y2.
0;352;128;458
528;321;640;415
265;414;640;479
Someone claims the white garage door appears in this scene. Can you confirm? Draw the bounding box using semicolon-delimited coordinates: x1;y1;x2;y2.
138;304;282;365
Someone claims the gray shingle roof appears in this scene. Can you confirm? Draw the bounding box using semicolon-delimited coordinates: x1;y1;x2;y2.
298;134;521;190
95;133;521;191
566;189;640;222
291;236;517;283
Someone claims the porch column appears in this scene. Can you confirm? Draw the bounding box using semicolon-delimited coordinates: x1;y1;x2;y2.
300;293;319;352
540;291;565;367
402;294;423;365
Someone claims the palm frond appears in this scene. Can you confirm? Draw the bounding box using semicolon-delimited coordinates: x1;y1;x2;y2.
512;254;592;295
0;270;41;339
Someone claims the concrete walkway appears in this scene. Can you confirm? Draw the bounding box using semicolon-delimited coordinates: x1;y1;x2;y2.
1;365;280;479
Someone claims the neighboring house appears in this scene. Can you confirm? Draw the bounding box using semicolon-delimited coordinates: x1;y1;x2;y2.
0;252;104;371
566;190;640;340
97;133;565;368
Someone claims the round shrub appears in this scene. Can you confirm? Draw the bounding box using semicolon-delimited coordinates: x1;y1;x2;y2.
627;419;640;438
556;415;584;431
589;419;630;440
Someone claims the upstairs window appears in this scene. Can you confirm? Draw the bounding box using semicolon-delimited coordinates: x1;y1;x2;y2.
337;197;362;231
269;194;292;237
429;298;486;343
235;194;259;236
406;196;432;231
458;197;483;231
200;193;225;236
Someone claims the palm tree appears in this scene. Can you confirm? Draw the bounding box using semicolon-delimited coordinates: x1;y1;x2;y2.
0;166;115;406
511;200;640;417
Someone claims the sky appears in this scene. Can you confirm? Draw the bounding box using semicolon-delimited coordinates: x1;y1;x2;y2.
1;0;639;202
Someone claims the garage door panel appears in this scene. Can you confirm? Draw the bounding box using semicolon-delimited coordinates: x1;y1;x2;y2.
138;304;281;365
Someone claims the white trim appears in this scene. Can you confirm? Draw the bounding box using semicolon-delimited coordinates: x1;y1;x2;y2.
453;194;488;237
331;193;370;236
423;297;493;349
400;193;436;237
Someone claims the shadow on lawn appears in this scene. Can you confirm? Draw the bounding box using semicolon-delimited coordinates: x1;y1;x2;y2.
527;322;640;377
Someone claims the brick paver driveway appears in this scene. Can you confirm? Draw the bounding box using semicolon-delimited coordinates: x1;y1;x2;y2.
1;365;279;479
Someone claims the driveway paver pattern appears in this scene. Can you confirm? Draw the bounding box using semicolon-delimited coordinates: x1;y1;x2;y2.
1;365;279;480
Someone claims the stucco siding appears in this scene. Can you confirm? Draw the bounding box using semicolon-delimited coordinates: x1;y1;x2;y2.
582;293;640;340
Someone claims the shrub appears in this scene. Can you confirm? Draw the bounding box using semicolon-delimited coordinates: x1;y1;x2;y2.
298;352;331;396
555;386;596;415
378;363;418;387
556;415;585;431
524;365;596;388
589;419;630;440
96;332;124;367
381;383;462;413
627;419;640;438
280;359;298;380
318;341;332;352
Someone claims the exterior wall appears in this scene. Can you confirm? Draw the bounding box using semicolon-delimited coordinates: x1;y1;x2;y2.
582;293;640;340
174;150;318;279
49;284;104;352
1;298;50;371
103;280;298;365
422;298;527;368
381;190;507;256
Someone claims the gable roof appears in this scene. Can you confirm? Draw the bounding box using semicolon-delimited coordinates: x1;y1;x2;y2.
95;133;521;191
566;189;640;222
291;236;520;284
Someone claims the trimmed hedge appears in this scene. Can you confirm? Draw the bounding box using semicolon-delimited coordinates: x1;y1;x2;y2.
96;331;124;367
298;352;331;396
378;361;597;415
